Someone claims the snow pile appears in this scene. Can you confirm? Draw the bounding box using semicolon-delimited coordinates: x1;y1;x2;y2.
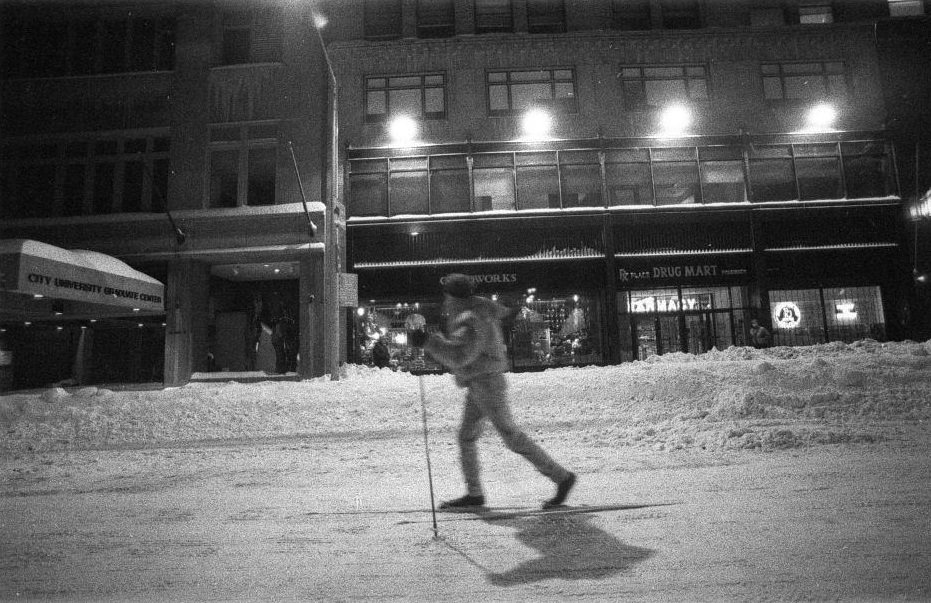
2;340;930;456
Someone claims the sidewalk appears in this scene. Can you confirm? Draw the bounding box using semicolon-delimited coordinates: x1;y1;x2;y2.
2;433;929;601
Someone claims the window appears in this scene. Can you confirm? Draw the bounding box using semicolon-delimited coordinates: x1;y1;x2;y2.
365;74;446;123
0;9;175;78
389;157;429;216
349;160;389;216
417;0;455;38
652;148;700;205
611;0;652;30
364;0;403;40
516;152;559;210
430;155;471;213
0;135;170;219
887;0;925;16
761;62;846;101
699;147;746;204
749;145;797;201
487;69;577;116
473;153;515;211
527;0;566;33
799;2;834;23
620;65;709;110
605;149;653;206
208;123;278;208
474;0;513;33
220;7;281;65
750;7;786;26
842;141;896;199
660;0;701;28
795;143;842;200
559;151;602;208
769;286;886;346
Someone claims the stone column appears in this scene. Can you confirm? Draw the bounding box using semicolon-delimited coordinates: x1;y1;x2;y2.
163;259;210;386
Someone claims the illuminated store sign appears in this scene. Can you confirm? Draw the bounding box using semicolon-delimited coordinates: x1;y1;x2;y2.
619;264;719;283
773;302;801;329
630;295;704;313
835;302;857;320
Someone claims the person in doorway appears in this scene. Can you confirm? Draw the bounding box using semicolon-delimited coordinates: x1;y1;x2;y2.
371;338;391;369
409;273;576;510
750;318;772;349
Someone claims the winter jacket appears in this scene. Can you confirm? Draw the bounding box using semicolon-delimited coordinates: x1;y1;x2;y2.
424;296;510;386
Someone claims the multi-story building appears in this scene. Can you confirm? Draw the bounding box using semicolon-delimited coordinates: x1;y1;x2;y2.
323;0;927;372
1;0;928;389
1;0;343;389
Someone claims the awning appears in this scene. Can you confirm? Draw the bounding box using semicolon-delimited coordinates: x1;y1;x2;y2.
0;239;165;322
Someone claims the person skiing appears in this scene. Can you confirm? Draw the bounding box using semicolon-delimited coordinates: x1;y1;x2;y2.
409;273;576;510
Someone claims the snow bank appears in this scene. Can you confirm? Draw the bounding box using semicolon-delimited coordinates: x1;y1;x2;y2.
2;340;930;456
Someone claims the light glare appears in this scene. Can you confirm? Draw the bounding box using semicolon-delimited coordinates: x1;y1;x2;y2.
389;116;418;146
521;109;552;140
659;105;691;136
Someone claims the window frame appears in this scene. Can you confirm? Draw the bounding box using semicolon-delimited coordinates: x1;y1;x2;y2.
619;64;710;110
761;61;848;102
207;122;279;208
486;68;579;117
364;73;448;124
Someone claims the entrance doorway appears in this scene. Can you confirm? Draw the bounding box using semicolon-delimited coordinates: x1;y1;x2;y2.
208;263;299;375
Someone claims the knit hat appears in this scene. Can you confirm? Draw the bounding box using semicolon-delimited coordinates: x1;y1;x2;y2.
442;273;473;299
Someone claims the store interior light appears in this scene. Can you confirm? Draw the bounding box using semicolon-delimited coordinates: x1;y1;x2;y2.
356;307;366;317
388;115;418;146
521;108;552;141
312;12;328;29
805;103;837;131
658;105;691;136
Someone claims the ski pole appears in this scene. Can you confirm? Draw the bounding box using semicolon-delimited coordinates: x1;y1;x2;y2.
418;374;439;539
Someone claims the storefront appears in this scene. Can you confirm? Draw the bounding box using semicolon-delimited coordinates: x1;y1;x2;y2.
614;253;755;360
352;260;607;373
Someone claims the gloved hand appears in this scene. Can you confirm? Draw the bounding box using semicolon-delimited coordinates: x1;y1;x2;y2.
409;329;428;347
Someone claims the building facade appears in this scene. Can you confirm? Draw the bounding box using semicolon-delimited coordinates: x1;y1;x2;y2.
321;0;927;372
0;0;343;389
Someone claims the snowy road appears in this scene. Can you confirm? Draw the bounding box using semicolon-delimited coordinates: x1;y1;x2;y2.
3;432;929;601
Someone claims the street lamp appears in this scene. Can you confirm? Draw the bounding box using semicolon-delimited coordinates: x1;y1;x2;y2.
658;105;691;137
805;103;837;132
521;108;553;141
389;115;419;147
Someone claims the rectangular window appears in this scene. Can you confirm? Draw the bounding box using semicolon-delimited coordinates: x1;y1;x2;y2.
842;141;896;199
63;164;87;217
761;62;847;101
365;0;403;40
770;286;886;346
660;0;701;28
527;0;566;34
389;157;429;216
559;151;602;208
487;69;577;116
749;145;797;201
473;153;515;211
121;161;145;213
888;0;925;16
605;148;653;206
799;3;834;23
208;123;277;208
750;7;786;26
417;0;455;38
475;0;514;33
621;65;708;109
652;148;699;205
221;8;280;65
18;164;57;218
516;152;559;210
349;160;388;216
365;74;446;123
222;10;252;65
699;147;746;204
430;155;471;214
611;0;652;30
795;143;842;200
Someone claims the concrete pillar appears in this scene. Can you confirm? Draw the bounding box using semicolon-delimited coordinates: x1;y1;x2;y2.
164;259;210;386
299;253;327;378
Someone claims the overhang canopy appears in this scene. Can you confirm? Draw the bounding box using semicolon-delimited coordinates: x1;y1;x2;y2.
0;239;165;322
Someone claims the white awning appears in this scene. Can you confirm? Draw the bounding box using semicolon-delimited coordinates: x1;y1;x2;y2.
0;239;164;321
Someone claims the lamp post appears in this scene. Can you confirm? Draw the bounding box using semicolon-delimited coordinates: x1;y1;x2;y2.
310;8;342;381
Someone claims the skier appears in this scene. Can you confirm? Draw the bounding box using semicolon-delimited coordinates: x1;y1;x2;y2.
409;273;576;510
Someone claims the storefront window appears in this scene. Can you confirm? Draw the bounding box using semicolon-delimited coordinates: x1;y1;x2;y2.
795;143;842;200
699;146;746;204
510;293;601;369
749;145;796;201
842;141;895;199
355;301;445;372
771;286;886;346
769;289;826;346
473;154;515;211
619;286;750;360
430;155;471;213
389;157;429;216
349;159;388;216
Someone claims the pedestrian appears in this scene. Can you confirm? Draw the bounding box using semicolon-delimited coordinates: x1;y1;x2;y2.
372;338;391;369
749;318;772;349
409;273;576;510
